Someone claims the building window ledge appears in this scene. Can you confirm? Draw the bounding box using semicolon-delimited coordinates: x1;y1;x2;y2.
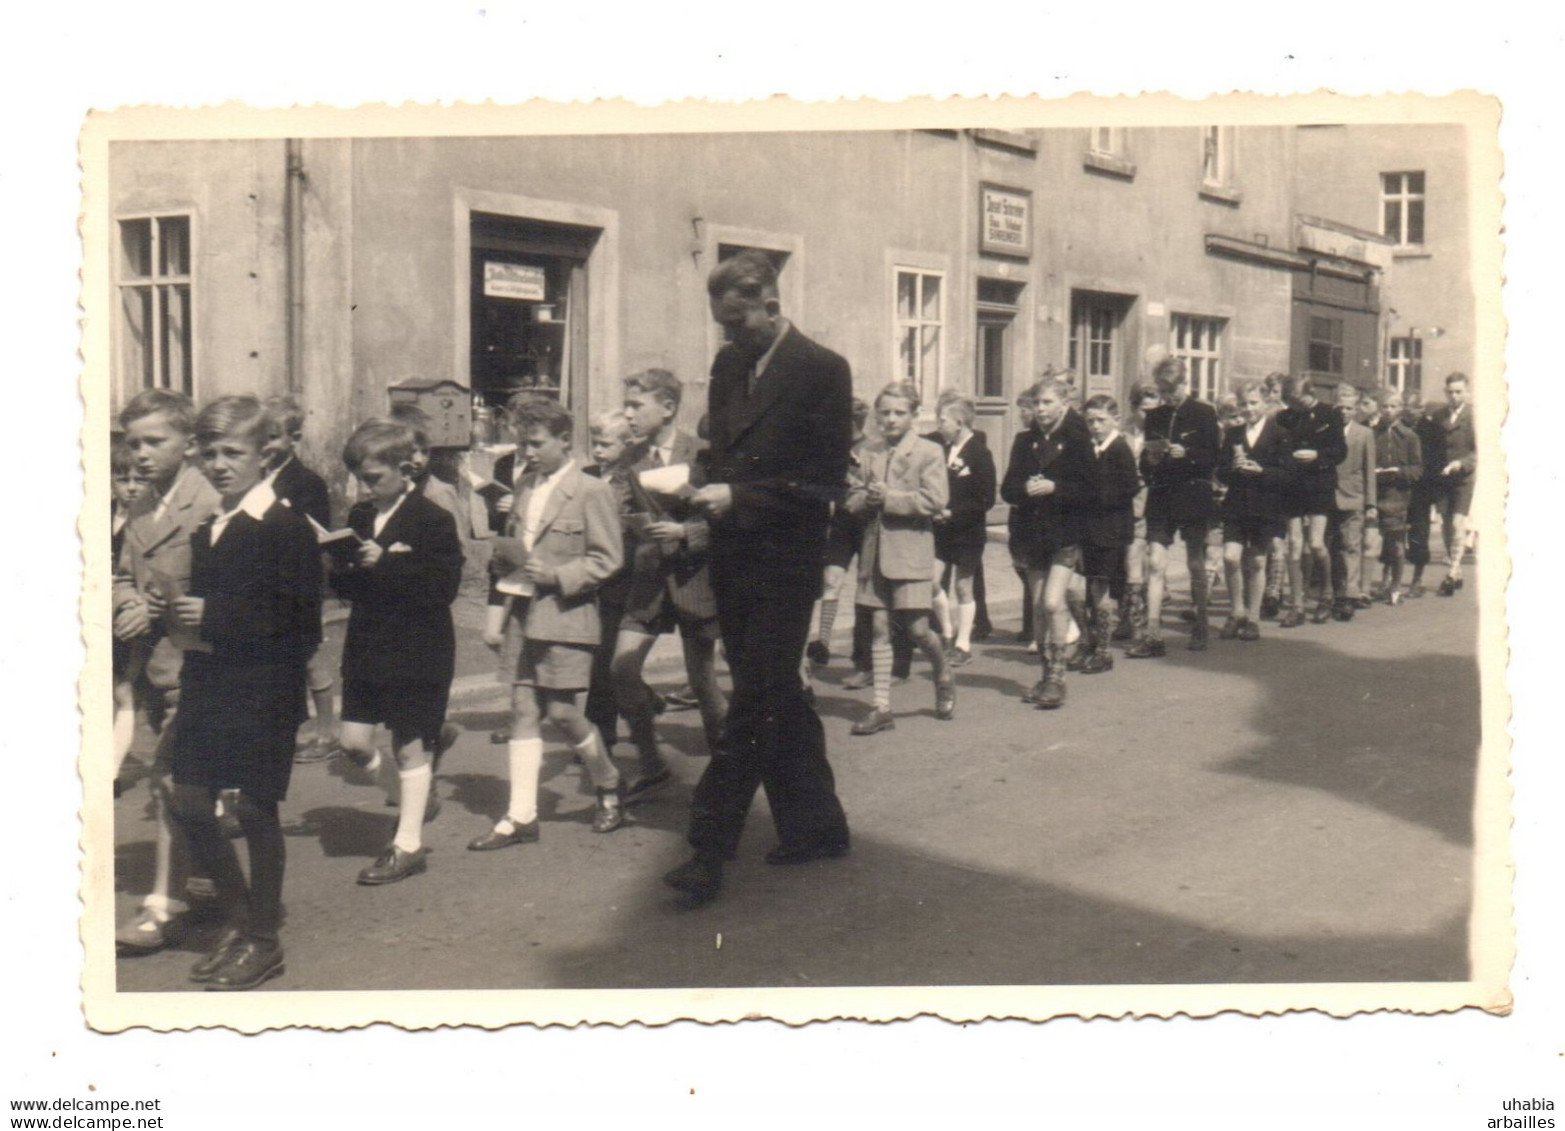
1199;182;1243;206
970;128;1038;157
1083;151;1137;179
1392;249;1433;260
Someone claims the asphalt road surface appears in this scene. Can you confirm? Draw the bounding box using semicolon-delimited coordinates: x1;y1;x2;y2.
111;546;1481;992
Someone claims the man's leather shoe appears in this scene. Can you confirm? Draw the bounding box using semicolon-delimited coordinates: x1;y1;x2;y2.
467;819;540;851
1437;576;1458;597
189;926;246;984
663;856;723;905
1279;609;1307;628
205;937;285;992
357;845;429;885
850;707;895;736
623;766;673;804
1125;637;1167;659
116;906;174;956
765;840;850;865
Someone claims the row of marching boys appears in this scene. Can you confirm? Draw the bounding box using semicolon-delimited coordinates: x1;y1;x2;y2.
109;371;718;989
808;359;1476;730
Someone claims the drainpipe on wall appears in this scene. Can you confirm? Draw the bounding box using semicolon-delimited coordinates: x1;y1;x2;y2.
284;138;306;393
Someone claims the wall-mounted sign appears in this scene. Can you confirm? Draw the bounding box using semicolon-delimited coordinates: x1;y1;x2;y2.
979;184;1032;258
483;261;547;301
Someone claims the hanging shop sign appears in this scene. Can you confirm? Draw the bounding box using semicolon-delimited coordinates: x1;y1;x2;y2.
483;261;547;301
979;184;1032;258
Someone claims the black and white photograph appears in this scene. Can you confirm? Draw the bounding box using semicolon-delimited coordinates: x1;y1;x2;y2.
78;94;1508;1031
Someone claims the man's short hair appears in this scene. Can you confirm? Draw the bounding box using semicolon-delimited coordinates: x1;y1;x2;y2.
706;249;779;299
1374;385;1400;404
1445;371;1469;388
1129;381;1159;406
120;388;196;435
875;380;922;414
1083;394;1120;418
1337;383;1362;402
624;368;683;411
195;396;270;448
263;393;306;437
850;396;870;430
512;397;574;440
1152;357;1187;392
1281;374;1314;402
939;395;977;429
1234;378;1267;401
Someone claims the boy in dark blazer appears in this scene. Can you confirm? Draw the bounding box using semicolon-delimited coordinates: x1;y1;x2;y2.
261;395;339;764
1276;375;1348;626
1433;371;1477;596
933;395;996;666
472;398;626;851
1218;380;1294;639
611;369;726;799
1362;386;1424;604
332;420;465;886
1078;395;1140;673
164;396;322;991
999;375;1096;707
1130;358;1222;656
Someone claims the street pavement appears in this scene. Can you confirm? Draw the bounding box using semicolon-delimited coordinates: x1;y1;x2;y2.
111;540;1481;991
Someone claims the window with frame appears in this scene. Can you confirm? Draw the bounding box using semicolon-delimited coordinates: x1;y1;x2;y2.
1089;127;1123;157
1201;126;1230;186
1307;315;1345;375
895;269;944;406
1069;291;1130;396
1169;314;1226;402
118;215;194;396
1381;172;1426;247
976;278;1024;401
1387;335;1423;394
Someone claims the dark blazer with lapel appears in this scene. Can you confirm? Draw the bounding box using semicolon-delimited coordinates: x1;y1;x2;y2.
1084;433;1140;547
189;499;322;668
1140;397;1222;521
1373;417;1424;518
622;429;716;619
1436;403;1476;478
269;456;332;531
1276;402;1347;510
703;324;853;577
1219;417;1295;521
935;430;997;557
113;463;223;691
1000;408;1097;555
485;450;521;535
334;490;463;687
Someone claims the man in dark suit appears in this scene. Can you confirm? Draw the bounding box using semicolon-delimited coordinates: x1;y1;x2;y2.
664;251;854;905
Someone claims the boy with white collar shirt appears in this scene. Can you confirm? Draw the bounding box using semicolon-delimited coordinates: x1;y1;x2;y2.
332;420;465;886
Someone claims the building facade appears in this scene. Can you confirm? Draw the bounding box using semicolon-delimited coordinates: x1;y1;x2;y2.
107;124;1473;509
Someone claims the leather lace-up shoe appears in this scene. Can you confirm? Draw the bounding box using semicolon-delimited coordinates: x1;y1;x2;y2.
189;926;246;983
467;819;540;851
357;845;429;885
663;856;723;905
850;707;895;736
592;788;624;834
205;937;285;992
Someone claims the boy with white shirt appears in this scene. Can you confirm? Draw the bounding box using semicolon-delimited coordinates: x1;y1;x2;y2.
332;420;465;886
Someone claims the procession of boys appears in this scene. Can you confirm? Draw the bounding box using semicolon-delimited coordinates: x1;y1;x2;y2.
109;249;1480;992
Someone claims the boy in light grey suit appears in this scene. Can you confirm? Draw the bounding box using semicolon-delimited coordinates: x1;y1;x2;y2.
1329;384;1378;620
472;398;625;850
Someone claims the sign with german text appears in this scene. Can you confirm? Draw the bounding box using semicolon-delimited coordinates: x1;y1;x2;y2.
979;184;1032;257
483;261;547;301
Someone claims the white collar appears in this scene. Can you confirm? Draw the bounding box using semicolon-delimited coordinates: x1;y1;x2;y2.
218;477;277;523
1093;429;1121;453
753;319;791;380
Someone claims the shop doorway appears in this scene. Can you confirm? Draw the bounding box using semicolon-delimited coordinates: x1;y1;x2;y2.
469;213;599;427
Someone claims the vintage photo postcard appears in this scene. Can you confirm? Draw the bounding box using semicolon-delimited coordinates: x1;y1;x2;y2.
78;91;1508;1032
